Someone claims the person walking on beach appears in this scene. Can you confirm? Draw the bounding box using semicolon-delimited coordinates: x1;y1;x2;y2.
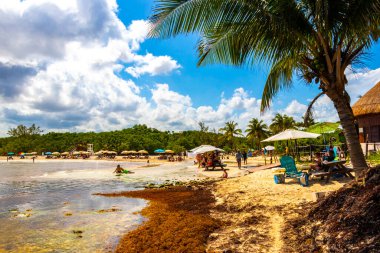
236;150;242;170
242;151;248;165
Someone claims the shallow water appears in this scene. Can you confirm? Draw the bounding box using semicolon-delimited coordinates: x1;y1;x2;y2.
0;160;197;252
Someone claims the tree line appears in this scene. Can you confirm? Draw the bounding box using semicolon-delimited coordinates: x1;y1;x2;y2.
0;113;342;155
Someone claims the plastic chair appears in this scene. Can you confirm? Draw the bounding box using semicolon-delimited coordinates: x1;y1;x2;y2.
277;156;309;186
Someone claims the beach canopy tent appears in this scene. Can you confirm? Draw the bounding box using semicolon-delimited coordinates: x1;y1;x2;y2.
154;149;165;153
193;145;224;154
261;129;320;142
138;150;148;154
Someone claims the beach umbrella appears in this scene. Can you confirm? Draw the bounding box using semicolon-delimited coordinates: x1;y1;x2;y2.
52;152;60;156
94;151;103;155
307;122;341;134
261;129;320;142
30;152;37;155
73;151;81;155
165;150;175;154
45;152;52;155
138;150;148;154
7;152;15;156
128;150;137;154
121;150;129;155
193;146;224;154
61;152;69;156
264;146;275;151
154;149;165;153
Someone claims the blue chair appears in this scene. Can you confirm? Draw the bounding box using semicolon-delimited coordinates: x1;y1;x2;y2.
278;156;309;186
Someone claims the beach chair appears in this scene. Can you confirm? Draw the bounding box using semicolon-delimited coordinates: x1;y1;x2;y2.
275;156;309;186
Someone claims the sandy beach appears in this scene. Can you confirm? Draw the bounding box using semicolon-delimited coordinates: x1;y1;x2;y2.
100;157;358;252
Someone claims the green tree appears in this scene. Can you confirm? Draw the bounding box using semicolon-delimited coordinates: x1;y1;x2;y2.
270;114;296;134
219;121;242;149
245;118;269;149
148;0;377;169
7;124;43;137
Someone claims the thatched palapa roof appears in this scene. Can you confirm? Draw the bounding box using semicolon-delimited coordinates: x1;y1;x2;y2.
352;81;380;117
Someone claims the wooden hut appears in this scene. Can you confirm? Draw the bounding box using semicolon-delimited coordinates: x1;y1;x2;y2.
352;81;380;143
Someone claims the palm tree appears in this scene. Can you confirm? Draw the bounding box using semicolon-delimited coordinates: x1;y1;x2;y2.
270;114;296;134
245;118;269;149
149;0;378;169
219;121;242;149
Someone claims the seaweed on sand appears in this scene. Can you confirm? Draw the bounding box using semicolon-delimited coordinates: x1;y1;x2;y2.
283;166;380;253
98;184;220;253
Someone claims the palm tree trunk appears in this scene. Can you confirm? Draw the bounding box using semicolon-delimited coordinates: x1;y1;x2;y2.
326;89;367;170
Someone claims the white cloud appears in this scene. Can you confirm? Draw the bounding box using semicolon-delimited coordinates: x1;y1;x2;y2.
126;54;181;78
281;100;308;121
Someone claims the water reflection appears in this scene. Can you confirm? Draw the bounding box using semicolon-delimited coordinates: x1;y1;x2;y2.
0;161;196;252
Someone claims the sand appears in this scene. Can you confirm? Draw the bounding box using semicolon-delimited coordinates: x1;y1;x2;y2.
207;168;352;252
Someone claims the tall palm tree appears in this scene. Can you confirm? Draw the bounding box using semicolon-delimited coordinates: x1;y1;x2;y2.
245;118;269;149
270;114;296;134
219;121;242;149
149;0;378;169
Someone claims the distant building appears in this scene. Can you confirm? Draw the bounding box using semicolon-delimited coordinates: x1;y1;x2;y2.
352;81;380;143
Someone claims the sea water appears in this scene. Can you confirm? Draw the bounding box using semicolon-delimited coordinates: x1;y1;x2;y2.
0;160;196;252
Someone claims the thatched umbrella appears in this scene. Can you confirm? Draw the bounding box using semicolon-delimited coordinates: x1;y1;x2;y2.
138;150;148;154
165;150;174;154
61;152;69;156
52;152;60;156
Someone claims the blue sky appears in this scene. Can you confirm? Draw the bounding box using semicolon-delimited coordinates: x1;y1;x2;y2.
0;0;379;136
117;0;380;109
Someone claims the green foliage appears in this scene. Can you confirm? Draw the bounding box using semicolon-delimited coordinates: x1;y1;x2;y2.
7;124;43;137
0;124;247;154
219;121;243;150
245;118;269;149
269;114;296;134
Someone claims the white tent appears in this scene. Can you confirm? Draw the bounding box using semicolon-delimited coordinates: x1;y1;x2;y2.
190;145;216;152
193;145;224;154
261;129;320;142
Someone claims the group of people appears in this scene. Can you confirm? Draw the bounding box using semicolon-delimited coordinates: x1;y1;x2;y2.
196;151;223;170
235;150;248;169
310;145;344;172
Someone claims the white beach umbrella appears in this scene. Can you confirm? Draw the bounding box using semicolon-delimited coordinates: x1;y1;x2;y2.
193;146;224;154
261;129;320;142
264;146;275;151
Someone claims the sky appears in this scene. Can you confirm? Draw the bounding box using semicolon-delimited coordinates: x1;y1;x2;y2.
0;0;379;136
